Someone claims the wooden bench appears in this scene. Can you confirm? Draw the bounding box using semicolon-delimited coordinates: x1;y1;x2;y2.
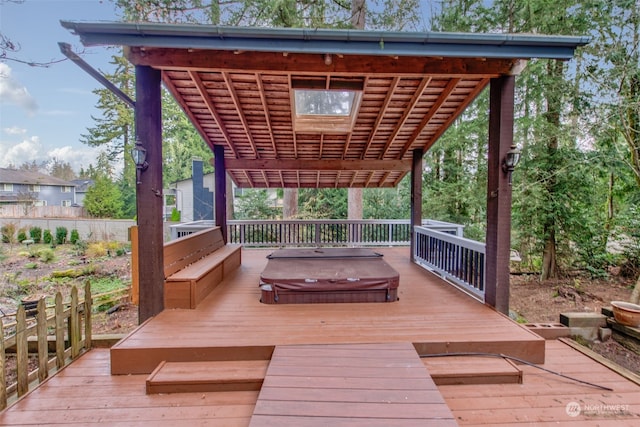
164;227;241;309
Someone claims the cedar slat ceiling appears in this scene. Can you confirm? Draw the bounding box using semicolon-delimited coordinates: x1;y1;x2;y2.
129;47;516;188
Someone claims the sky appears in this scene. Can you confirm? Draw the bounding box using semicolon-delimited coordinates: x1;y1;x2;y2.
0;0;120;173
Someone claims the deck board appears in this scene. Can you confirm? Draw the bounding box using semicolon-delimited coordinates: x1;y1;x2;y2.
111;248;545;374
250;342;457;426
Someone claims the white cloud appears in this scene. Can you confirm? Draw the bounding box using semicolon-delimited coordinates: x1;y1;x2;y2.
47;145;103;172
0;63;38;115
0;133;102;174
0;135;43;167
3;126;27;135
42;109;75;117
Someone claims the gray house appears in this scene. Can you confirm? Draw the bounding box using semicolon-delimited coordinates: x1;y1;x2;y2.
70;179;94;206
0;168;77;207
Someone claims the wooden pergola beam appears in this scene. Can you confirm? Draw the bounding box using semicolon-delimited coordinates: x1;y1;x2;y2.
224;158;411;171
128;48;513;77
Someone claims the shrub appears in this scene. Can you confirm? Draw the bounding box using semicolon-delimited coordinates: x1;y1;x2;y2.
170;208;181;222
17;230;27;242
43;229;53;244
29;226;42;243
55;227;68;245
1;223;16;243
37;248;55;263
70;229;80;244
87;242;108;258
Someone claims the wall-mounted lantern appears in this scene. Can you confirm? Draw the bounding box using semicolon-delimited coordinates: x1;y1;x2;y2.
502;143;521;185
131;139;149;184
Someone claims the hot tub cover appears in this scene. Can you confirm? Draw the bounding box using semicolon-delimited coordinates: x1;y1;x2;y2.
260;248;399;292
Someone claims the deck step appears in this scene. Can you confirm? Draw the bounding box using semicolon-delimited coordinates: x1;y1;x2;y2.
250;343;457;426
146;360;269;394
421;355;522;385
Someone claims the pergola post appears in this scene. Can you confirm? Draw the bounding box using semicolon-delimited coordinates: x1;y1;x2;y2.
214;144;227;243
135;65;164;322
485;75;515;315
410;148;423;262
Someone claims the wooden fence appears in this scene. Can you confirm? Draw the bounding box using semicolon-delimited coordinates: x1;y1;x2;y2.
0;283;92;410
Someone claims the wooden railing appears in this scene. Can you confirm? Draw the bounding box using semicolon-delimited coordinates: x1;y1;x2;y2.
0;283;92;410
413;226;486;301
170;219;464;246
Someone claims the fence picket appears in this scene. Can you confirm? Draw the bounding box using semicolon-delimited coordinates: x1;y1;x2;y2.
70;287;79;359
36;299;48;383
84;281;92;349
15;306;28;397
54;293;65;370
0;320;6;410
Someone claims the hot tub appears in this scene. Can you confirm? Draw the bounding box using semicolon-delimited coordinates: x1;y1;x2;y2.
259;248;399;304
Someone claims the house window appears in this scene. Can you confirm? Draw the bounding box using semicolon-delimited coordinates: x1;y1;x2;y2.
62;200;72;207
1;183;13;192
28;185;40;192
61;186;72;193
34;200;46;207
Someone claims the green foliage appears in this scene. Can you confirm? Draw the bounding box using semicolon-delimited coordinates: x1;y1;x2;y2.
42;229;53;245
70;229;80;244
84;175;124;218
363;179;410;219
29;226;42;243
1;223;16;243
17;230;27;242
170;208;181;222
299;189;347;219
37;248;55;263
235;189;280;220
24;262;37;270
55;227;68;245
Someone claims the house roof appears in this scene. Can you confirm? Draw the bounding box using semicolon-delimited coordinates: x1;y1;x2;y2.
70;179;94;192
62;22;588;189
0;168;76;187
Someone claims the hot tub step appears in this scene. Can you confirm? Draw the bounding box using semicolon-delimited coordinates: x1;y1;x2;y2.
146;360;269;394
422;355;522;385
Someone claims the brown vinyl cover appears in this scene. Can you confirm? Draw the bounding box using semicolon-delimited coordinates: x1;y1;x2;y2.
260;248;399;292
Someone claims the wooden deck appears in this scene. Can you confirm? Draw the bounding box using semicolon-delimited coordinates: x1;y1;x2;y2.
1;342;638;425
111;247;545;375
2;247;639;425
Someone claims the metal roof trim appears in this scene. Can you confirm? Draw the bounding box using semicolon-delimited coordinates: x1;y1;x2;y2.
61;21;589;60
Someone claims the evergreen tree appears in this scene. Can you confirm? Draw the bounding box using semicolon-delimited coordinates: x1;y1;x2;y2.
83;175;124;218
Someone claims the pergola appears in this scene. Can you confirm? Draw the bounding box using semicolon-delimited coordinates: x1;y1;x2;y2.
62;22;587;321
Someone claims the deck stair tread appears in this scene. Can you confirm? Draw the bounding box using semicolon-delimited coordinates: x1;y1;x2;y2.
249;342;458;426
146;359;269;394
421;355;522;385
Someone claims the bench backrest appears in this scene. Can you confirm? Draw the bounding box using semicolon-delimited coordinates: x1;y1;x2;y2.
163;227;225;278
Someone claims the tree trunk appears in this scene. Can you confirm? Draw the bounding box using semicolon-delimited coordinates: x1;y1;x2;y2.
539;60;563;281
283;188;298;219
226;173;234;220
541;226;557;280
